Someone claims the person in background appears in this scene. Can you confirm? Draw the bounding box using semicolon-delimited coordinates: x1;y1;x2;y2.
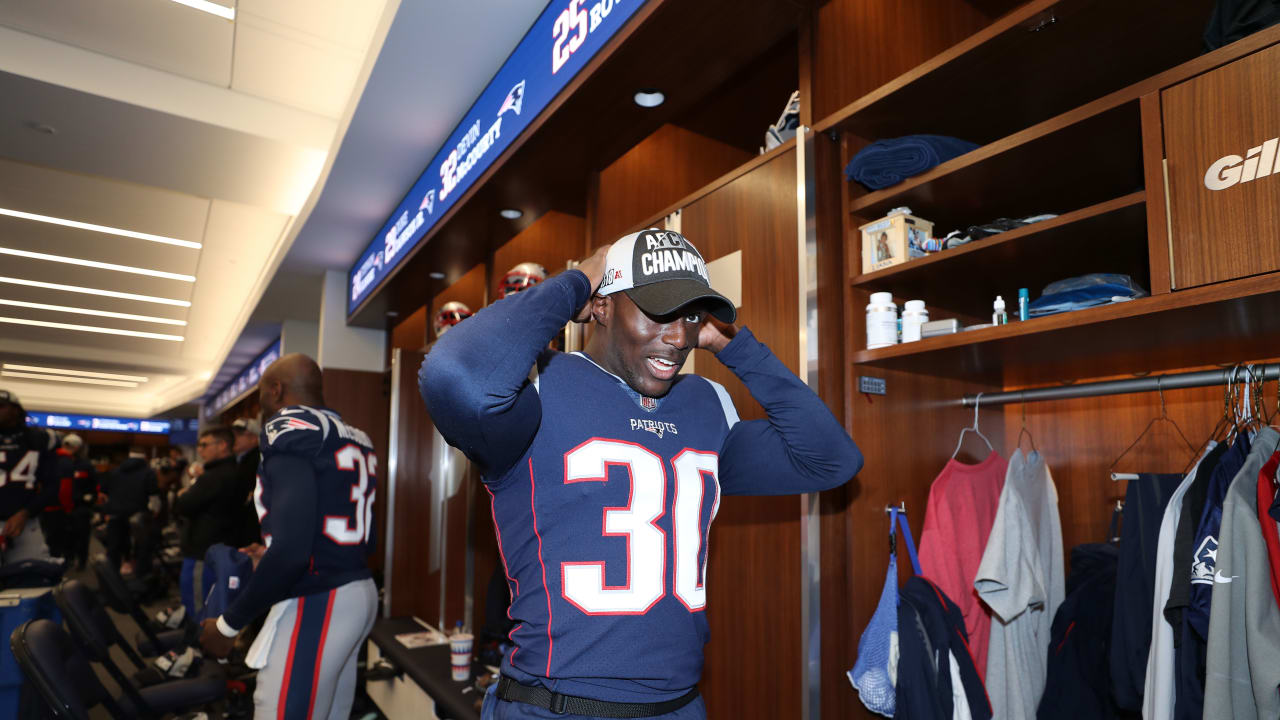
0;390;60;563
174;426;244;619
38;434;81;561
230;417;263;546
168;446;189;480
64;434;96;570
99;447;156;572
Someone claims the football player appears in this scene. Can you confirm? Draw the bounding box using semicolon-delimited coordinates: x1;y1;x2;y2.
199;354;378;720
0;390;60;563
421;230;862;719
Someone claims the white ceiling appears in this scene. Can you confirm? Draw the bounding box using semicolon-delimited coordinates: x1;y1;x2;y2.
0;0;392;418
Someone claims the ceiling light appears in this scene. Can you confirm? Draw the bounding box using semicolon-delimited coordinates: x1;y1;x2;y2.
0;299;186;326
0;208;201;249
0;370;138;388
2;364;149;382
634;90;665;108
168;0;234;20
429;272;446;280
499;209;523;220
0;316;184;342
0;248;196;282
0;277;190;307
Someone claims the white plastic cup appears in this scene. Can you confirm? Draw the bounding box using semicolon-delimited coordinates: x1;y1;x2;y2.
451;651;471;665
451;663;470;682
450;633;474;656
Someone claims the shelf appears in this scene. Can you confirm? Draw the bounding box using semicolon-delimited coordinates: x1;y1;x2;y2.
847;96;1143;233
813;0;1211;145
851;191;1148;317
850;273;1280;387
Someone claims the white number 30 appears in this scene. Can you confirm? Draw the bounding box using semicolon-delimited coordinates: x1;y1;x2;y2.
326;444;377;545
561;439;719;615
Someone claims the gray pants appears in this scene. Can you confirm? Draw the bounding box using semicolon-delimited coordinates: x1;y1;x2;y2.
253;578;377;720
2;518;54;564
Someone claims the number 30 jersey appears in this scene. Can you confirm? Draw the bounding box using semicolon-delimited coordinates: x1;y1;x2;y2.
487;351;736;700
257;405;377;598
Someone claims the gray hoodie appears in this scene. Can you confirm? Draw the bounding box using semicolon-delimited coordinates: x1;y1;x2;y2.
1204;427;1280;719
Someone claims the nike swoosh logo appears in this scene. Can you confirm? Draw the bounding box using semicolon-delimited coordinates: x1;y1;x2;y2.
1215;570;1237;583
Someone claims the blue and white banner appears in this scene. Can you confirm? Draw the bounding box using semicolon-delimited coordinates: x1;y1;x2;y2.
206;337;282;416
347;0;650;314
27;412;172;435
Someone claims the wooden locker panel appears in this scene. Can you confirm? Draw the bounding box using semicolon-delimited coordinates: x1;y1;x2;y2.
1164;42;1280;289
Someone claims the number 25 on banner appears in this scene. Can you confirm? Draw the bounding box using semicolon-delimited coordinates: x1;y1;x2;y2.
552;0;621;74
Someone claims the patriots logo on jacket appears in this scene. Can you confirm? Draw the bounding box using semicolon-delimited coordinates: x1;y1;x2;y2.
1190;535;1219;585
499;80;525;117
265;415;319;445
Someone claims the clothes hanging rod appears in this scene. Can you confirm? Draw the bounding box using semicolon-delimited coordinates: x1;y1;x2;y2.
959;363;1280;407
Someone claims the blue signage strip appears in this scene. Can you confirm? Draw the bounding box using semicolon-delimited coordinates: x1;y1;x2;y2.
26;412;172;435
206;337;282;416
347;0;650;315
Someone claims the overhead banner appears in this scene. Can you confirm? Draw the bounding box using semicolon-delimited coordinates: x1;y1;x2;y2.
27;412;172;435
347;0;650;315
206;337;282;416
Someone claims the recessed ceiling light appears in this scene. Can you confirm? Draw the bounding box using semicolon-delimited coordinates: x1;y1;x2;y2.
499;209;523;220
0;208;201;249
0;248;196;282
0;277;191;307
0;299;186;326
0;316;184;342
429;272;446;280
634;90;665;108
2;364;149;382
0;370;138;388
386;311;399;317
168;0;234;20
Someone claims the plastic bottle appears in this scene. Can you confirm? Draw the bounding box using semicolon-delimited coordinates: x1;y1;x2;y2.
865;292;898;349
1018;288;1030;321
901;300;929;342
993;295;1007;325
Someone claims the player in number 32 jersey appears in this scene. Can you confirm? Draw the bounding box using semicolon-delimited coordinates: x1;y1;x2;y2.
199;354;378;720
421;230;862;719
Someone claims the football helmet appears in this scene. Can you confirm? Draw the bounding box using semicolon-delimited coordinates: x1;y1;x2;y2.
498;262;547;299
433;301;473;337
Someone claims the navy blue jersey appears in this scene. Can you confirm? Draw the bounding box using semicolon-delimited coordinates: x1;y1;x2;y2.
0;427;58;519
420;269;862;702
222;406;376;630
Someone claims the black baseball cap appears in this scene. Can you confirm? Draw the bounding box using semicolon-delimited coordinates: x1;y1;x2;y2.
595;229;736;323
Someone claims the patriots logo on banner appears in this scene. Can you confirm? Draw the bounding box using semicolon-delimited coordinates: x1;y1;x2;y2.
419;189;435;215
499;80;526;118
265;415;319;445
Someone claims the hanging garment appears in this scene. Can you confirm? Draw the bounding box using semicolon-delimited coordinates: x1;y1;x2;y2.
1257;450;1280;610
974;450;1064;720
896;576;992;720
1037;543;1122;720
1141;445;1214;720
849;507;920;717
1110;473;1184;712
1204;428;1280;719
920;452;1008;679
1176;434;1251;720
1164;444;1227;633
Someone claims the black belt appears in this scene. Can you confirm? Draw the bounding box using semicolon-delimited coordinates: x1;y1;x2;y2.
495;675;699;718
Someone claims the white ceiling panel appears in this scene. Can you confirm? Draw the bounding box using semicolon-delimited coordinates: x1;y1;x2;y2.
0;281;190;321
0;254;196;302
0;216;201;275
231;11;367;118
0;316;187;356
0;0;233;86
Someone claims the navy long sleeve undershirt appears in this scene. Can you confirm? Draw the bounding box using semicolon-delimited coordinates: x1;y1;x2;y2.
221;453;317;631
419;270;861;493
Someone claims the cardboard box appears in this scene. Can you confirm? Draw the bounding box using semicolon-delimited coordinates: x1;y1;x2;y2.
859;211;934;274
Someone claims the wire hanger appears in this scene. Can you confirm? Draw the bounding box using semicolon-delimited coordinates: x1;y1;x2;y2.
1015;390;1038;455
1110;376;1197;482
952;391;995;460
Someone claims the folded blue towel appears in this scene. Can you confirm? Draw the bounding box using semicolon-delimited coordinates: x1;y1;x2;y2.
844;135;980;191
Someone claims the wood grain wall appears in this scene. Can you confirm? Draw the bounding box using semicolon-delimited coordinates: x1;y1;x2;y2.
322;367;390;575
491;211;588;298
678;148;807;718
387;350;433;619
592;124;752;245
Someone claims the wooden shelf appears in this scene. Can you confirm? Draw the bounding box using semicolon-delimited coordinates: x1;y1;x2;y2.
851;191;1148;317
850;273;1280;387
813;0;1211;145
847;95;1143;232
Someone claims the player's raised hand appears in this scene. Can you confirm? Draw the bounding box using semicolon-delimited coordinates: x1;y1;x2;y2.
573;245;612;322
697;314;738;354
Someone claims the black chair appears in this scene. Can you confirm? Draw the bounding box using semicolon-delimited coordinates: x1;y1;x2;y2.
92;559;185;657
52;579;224;717
10;618;127;720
